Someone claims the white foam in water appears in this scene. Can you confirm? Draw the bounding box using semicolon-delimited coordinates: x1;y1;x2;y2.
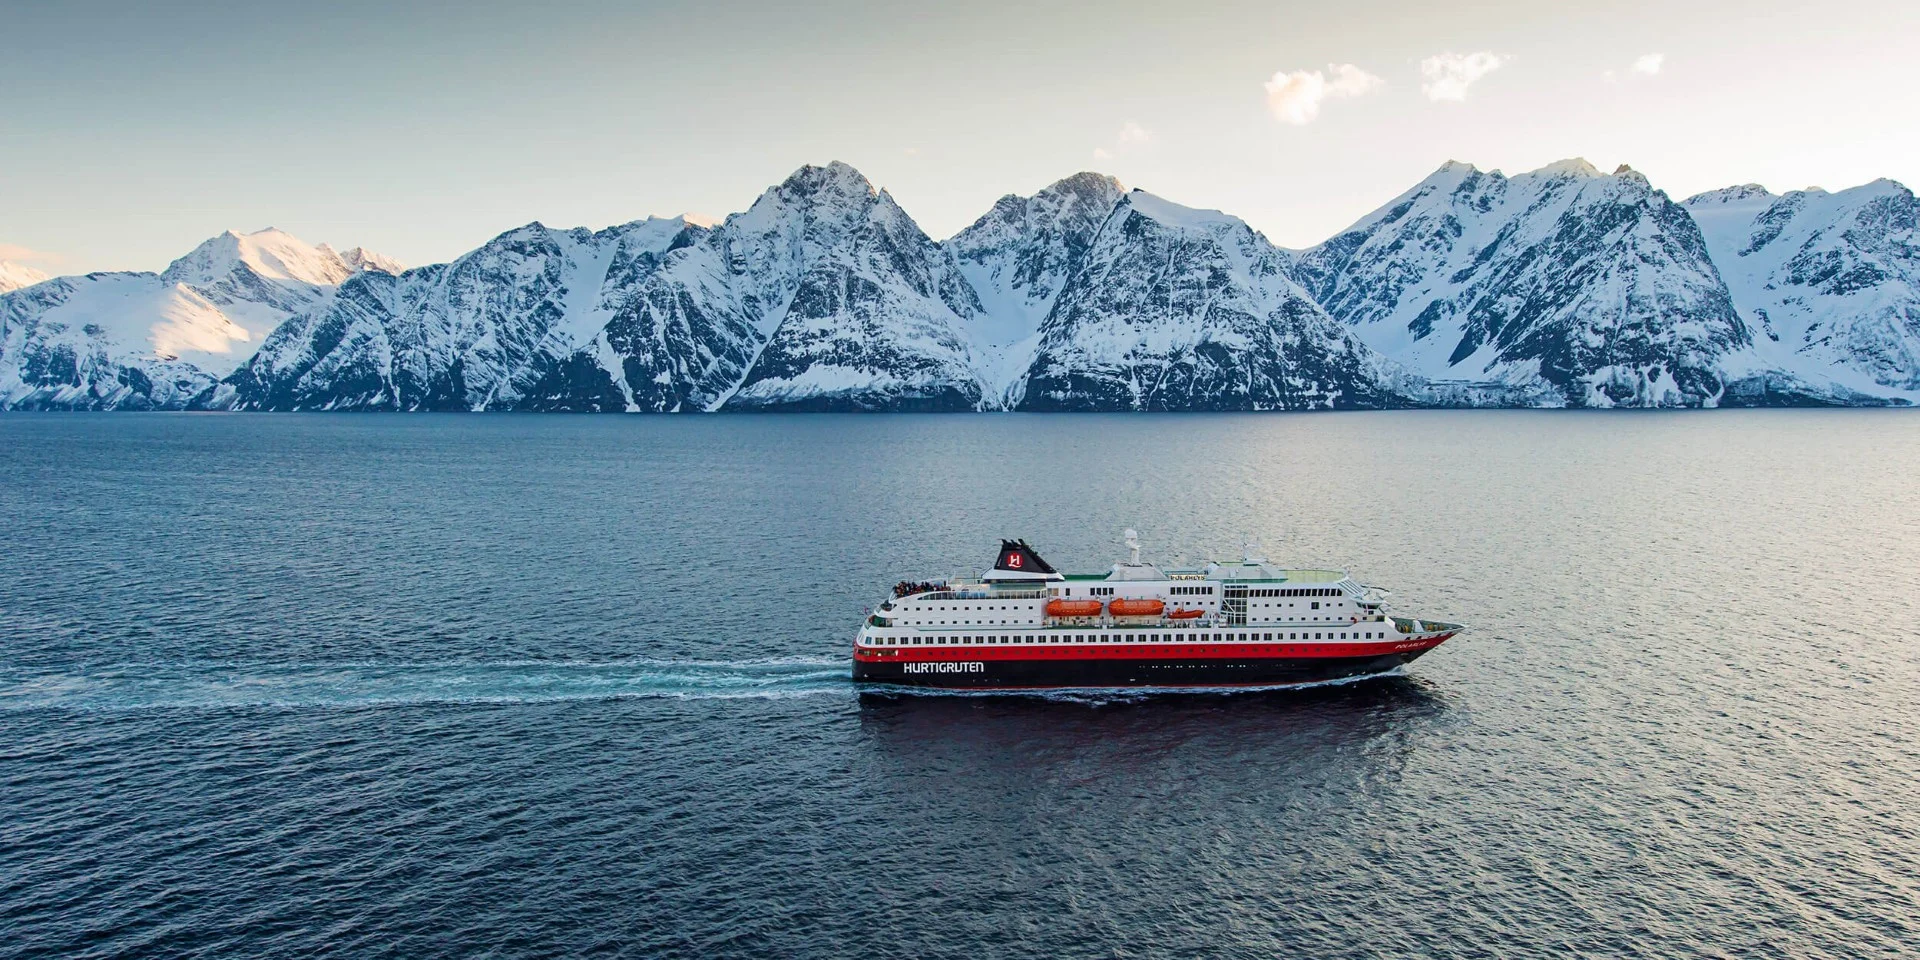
0;661;1407;711
0;659;855;710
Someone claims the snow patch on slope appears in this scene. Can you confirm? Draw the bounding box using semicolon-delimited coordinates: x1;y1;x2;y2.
1688;178;1920;399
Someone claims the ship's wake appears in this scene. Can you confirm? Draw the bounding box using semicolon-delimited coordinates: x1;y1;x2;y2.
0;659;854;711
2;661;1414;711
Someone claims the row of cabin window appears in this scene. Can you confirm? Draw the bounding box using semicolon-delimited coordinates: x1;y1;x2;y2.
1248;587;1342;598
1170;586;1214;596
886;630;1387;645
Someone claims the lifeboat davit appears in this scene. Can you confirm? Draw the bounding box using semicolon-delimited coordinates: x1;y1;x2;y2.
1045;599;1104;618
1167;607;1204;620
1108;598;1166;617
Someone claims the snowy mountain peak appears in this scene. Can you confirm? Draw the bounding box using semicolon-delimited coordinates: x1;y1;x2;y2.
1685;184;1775;206
1043;171;1126;202
776;161;878;200
1018;181;1402;412
0;260;52;293
1296;155;1752;407
340;247;404;275
947;169;1132;396
1858;177;1910;198
1611;164;1652;187
493;221;556;243
724;163;890;246
161;227;353;287
1121;190;1250;232
1529;158;1602;179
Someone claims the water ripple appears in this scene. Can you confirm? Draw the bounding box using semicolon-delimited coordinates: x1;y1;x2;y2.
3;412;1919;959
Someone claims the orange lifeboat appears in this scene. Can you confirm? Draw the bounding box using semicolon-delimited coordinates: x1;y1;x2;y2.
1108;598;1166;617
1167;607;1204;620
1045;599;1104;618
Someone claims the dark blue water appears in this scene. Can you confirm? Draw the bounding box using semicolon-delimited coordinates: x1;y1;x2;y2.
4;412;1919;958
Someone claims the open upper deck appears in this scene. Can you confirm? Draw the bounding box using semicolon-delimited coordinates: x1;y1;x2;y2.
961;565;1349;589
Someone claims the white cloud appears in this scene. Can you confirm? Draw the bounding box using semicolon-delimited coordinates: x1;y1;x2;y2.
1093;121;1152;162
1631;53;1664;76
1264;63;1384;125
0;243;55;261
1420;51;1507;102
0;243;67;269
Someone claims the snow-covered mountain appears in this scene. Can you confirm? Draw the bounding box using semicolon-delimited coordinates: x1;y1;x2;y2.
698;162;987;411
6;160;1917;412
949;172;1128;403
0;229;394;409
339;247;404;276
0;261;50;294
521;162;989;412
1016;190;1407;411
223;218;699;410
511;217;755;412
230;164;990;412
1295;160;1758;407
0;274;227;409
1685;181;1920;398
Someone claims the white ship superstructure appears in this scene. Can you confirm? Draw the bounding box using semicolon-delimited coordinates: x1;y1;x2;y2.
852;535;1462;689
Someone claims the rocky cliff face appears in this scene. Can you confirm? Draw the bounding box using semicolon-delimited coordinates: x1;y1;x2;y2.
1686;180;1920;398
224;219;697;411
704;162;989;411
1295;160;1756;407
948;172;1128;403
511;163;991;412
1016;191;1406;411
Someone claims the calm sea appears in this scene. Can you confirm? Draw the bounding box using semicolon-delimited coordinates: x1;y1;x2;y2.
3;411;1918;958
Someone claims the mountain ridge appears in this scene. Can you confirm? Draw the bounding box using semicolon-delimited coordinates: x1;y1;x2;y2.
4;160;1915;411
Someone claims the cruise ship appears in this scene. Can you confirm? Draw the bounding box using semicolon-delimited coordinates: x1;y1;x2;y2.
852;534;1462;690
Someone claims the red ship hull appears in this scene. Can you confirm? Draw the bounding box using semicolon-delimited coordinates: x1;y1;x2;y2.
851;633;1455;690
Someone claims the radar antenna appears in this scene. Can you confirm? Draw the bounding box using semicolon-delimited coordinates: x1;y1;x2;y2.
1124;528;1141;566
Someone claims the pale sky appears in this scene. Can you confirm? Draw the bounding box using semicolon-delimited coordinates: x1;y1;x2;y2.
4;0;1917;274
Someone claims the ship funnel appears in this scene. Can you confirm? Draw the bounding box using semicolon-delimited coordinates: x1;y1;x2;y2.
985;538;1064;581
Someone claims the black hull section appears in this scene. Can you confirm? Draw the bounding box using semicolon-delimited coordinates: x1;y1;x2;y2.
853;651;1432;690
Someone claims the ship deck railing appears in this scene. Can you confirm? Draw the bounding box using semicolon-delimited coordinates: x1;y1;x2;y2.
909;589;1049;601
